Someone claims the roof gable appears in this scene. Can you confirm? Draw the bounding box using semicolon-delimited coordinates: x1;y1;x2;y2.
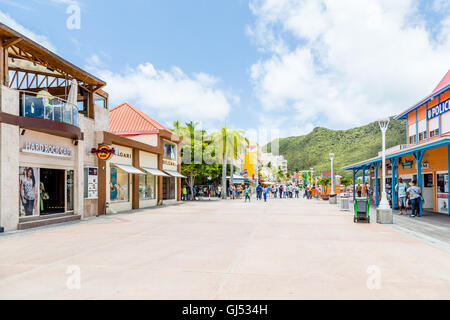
109;102;170;135
432;69;450;94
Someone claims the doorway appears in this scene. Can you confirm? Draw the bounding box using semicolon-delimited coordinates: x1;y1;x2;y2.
163;177;176;200
40;169;65;215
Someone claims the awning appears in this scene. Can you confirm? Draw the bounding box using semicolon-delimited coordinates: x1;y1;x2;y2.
141;167;170;177
164;170;187;178
111;163;145;175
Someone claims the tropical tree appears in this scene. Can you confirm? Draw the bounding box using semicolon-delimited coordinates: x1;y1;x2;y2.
171;121;220;200
209;127;248;199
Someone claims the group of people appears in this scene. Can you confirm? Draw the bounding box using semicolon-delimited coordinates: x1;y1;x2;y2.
182;185;222;201
355;179;423;218
395;178;423;218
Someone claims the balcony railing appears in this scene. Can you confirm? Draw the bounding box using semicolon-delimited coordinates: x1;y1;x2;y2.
19;91;78;127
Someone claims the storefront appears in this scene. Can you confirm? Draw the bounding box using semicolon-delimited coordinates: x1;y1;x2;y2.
95;128;184;215
0;23;109;232
18;130;76;217
343;69;450;216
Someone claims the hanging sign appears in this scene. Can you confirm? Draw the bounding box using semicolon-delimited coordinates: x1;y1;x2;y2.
402;161;413;169
91;144;115;161
427;97;450;120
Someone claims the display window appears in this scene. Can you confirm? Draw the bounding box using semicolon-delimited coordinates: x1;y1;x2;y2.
110;166;129;202
139;174;156;200
19;167;39;217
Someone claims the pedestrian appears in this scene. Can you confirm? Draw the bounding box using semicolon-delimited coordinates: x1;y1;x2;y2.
407;180;422;217
244;186;251;202
193;186;197;200
356;184;362;197
182;186;187;201
395;178;408;215
263;186;268;202
295;186;299;198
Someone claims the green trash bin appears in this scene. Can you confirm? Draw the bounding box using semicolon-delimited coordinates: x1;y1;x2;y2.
354;197;370;223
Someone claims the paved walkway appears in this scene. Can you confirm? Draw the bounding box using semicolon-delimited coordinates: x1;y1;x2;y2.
0;197;449;299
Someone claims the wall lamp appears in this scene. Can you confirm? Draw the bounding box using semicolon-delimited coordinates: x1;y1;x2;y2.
73;140;78;146
21;129;26;136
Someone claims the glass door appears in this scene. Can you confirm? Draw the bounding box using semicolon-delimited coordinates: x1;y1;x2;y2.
66;170;74;211
436;172;448;214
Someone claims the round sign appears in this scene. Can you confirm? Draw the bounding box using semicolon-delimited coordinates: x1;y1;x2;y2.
94;144;114;161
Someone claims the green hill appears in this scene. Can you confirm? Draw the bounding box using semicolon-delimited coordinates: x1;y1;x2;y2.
264;117;406;179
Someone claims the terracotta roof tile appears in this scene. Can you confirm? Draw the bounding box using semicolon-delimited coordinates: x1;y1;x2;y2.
109;102;170;136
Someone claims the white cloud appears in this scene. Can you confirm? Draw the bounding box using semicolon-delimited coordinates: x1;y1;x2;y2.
248;0;450;132
0;10;56;52
88;59;235;124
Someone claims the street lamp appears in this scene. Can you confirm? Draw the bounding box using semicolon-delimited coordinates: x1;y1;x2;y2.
329;153;335;195
378;118;390;210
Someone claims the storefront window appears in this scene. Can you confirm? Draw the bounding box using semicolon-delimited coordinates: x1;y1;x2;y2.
110;166;129;202
164;143;176;160
19;167;39;217
139;174;156;200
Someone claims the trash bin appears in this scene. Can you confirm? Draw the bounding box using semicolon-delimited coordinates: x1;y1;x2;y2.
340;195;349;211
354;197;370;223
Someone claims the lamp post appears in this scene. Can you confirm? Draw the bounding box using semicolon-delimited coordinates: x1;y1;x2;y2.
310;167;314;186
377;118;393;223
329;153;335;194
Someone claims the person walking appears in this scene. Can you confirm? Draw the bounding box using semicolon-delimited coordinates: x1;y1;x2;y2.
263;186;268;202
356;184;362;197
396;178;408;215
244;186;251;202
407;180;422;217
182;186;187;201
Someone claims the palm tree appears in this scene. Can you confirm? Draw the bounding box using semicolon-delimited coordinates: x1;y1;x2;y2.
210;127;247;199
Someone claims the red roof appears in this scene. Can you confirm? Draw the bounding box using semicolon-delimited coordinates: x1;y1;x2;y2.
109;102;170;136
432;69;450;94
395;69;450;120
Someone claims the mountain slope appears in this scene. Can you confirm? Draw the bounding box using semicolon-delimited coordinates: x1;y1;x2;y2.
264;117;406;178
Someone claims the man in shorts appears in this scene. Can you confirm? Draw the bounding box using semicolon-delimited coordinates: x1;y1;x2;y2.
395;178;408;215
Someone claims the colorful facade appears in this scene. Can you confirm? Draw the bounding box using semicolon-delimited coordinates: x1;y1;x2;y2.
343;70;450;215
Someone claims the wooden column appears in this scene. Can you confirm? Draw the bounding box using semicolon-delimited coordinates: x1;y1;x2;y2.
0;44;8;86
158;153;163;204
98;159;107;215
88;91;94;119
132;148;140;209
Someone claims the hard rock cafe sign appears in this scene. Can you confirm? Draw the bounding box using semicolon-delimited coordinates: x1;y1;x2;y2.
91;144;115;161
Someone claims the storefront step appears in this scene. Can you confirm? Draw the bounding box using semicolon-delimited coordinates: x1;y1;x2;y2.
19;212;75;223
18;214;81;230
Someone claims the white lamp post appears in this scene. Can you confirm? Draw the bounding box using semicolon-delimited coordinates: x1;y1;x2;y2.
329;153;335;195
378;118;391;210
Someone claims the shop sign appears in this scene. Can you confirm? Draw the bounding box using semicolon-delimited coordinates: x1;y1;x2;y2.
402;161;413;169
427;97;450;120
163;158;177;166
87;167;98;199
91;144;115;161
22;141;72;158
422;162;429;169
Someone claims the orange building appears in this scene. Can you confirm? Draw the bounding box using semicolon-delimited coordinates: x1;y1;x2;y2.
343;70;450;215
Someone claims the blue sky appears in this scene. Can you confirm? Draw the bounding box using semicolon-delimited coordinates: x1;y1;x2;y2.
0;0;449;142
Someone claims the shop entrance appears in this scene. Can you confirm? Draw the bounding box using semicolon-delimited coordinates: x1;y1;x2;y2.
163;177;176;200
40;169;65;215
436;172;448;214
